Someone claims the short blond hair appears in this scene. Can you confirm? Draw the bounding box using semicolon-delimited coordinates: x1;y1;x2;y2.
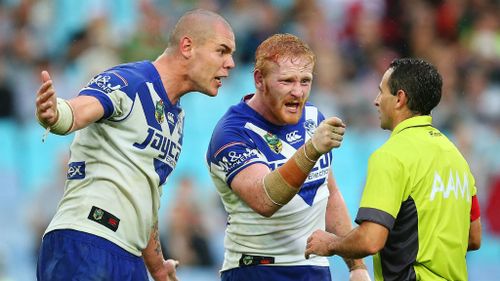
168;9;232;48
254;34;315;76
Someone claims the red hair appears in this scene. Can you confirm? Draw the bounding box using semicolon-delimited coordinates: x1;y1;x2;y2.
254;33;315;76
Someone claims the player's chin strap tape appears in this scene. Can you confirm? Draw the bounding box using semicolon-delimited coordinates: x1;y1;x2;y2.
37;98;75;141
263;140;322;206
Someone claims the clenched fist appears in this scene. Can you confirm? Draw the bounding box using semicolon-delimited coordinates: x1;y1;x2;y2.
311;117;345;154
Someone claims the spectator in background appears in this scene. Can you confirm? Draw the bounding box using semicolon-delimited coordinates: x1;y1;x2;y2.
305;58;482;281
26;151;68;259
206;33;370;281
161;176;215;268
35;9;235;281
0;68;14;118
120;1;169;62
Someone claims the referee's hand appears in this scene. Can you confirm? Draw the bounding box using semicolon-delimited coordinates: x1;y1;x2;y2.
304;229;336;259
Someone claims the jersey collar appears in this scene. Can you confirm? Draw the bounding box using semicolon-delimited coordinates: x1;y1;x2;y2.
391;115;433;136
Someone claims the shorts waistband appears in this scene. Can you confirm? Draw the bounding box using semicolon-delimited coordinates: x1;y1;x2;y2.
45;229;140;260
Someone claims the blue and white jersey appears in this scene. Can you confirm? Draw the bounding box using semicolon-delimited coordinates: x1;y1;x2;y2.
46;61;184;256
207;95;332;272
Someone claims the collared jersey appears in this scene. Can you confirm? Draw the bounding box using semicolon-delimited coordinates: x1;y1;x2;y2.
45;61;184;256
356;116;477;281
206;95;332;272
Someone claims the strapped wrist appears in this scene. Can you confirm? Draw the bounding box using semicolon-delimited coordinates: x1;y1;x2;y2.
262;140;324;206
38;98;74;136
305;140;321;160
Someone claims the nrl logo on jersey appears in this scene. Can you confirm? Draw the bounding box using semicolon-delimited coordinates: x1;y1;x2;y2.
92;208;104;221
304;119;316;137
155;100;165;124
264;132;282;153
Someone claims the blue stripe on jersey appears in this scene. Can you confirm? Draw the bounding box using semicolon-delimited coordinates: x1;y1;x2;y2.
300;179;324;206
79;89;115;119
154;158;173;185
221;265;331;281
136;82;162;130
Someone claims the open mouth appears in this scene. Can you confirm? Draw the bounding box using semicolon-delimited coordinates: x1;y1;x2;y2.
285;101;300;112
214;76;225;87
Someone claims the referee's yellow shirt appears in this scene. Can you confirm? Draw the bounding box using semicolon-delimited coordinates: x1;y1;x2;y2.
356;116;476;281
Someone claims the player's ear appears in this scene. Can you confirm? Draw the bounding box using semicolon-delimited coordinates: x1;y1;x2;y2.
254;69;264;91
179;36;193;58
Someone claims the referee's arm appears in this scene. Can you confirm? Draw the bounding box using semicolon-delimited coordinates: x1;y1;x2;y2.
468;195;481;251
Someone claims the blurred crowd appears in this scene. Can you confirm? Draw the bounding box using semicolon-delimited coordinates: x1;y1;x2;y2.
0;0;499;280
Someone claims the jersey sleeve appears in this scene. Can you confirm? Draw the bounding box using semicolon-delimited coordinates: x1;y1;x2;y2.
355;150;408;230
79;69;135;121
207;127;268;187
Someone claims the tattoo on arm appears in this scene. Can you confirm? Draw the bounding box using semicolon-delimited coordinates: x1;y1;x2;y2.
152;223;162;257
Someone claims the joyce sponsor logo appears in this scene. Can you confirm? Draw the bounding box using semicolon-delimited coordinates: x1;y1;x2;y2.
217;148;259;172
285;130;302;143
134;128;181;167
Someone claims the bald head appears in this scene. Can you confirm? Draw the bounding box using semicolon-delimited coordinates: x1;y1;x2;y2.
168;9;232;49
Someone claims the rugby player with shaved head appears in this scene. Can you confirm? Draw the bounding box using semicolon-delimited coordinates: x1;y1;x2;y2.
35;9;235;281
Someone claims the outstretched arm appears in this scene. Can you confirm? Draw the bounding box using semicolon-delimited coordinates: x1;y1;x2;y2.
306;221;388;260
142;221;179;281
35;70;104;135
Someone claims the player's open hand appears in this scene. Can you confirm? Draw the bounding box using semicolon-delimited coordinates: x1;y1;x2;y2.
311;117;345;154
304;229;337;259
36;70;58;127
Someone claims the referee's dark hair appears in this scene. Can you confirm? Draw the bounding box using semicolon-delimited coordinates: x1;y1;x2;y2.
388;58;442;115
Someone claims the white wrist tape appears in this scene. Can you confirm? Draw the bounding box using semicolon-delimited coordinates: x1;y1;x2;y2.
38;98;74;137
51;98;74;135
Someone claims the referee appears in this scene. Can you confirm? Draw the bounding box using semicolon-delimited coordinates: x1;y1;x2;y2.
305;58;481;280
